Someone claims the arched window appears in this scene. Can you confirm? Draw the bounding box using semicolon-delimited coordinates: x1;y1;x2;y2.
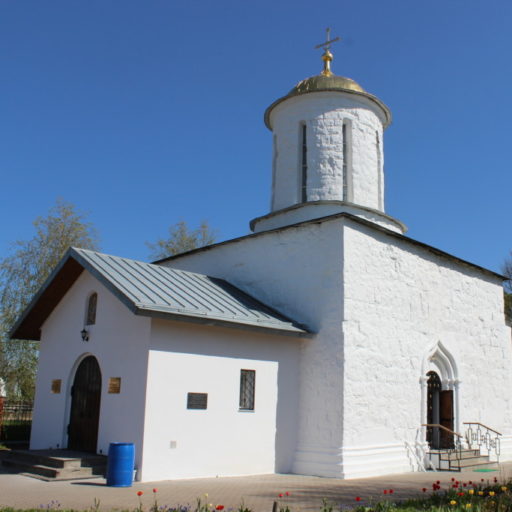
342;120;352;202
86;293;97;326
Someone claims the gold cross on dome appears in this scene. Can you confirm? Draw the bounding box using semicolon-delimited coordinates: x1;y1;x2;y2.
314;28;340;76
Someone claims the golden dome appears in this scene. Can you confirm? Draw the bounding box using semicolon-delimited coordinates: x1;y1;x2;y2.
264;72;391;130
291;73;366;95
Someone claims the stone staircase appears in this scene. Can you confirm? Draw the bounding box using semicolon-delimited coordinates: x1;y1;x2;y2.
428;448;498;472
1;449;107;481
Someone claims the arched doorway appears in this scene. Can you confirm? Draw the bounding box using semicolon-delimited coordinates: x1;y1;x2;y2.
422;341;458;450
68;356;102;452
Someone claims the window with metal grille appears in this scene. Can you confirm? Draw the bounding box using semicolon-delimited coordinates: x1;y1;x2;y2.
239;369;255;410
86;293;97;325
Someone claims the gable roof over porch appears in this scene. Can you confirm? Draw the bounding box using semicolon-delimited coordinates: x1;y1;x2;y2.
10;248;311;341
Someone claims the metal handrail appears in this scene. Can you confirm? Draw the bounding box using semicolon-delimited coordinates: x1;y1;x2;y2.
464;422;501;463
463;422;502;436
422;423;463;472
422;423;463;438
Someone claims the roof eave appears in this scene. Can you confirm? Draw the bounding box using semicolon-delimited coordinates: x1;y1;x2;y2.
9;248;84;341
134;306;313;338
264;88;392;130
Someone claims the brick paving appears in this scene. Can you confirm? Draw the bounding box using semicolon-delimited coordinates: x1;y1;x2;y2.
1;458;512;512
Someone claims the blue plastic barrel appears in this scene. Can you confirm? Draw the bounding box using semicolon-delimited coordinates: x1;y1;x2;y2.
106;442;135;487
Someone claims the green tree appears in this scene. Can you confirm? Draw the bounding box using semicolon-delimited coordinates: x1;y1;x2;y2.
504;251;512;324
147;220;218;260
0;199;99;399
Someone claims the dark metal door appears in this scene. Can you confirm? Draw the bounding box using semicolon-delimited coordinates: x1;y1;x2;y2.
68;356;102;452
440;390;454;449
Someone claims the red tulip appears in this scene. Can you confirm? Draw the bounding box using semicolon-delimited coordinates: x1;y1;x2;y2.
278;494;283;498
383;490;388;495
137;491;143;497
153;488;158;493
216;506;224;511
285;492;290;497
389;490;394;494
355;497;361;502
422;488;427;493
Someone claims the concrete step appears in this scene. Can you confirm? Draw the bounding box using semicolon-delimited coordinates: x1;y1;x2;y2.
428;448;480;460
452;460;499;470
440;455;491;465
427;447;498;472
434;450;480;461
1;449;107;481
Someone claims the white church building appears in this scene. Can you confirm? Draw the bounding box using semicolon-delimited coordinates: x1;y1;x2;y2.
10;42;512;482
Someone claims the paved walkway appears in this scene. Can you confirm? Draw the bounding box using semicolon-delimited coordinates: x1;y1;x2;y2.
1;460;512;512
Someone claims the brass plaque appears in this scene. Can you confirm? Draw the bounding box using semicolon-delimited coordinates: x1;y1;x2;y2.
51;379;61;394
108;377;121;394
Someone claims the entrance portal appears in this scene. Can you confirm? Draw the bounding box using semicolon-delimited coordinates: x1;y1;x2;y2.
426;370;454;449
68;356;102;452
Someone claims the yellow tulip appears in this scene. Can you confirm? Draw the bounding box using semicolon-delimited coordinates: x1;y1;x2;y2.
478;491;484;496
468;489;474;495
502;486;508;492
450;500;457;506
466;504;472;509
489;491;495;497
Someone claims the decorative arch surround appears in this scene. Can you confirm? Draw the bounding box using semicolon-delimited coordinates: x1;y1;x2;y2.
420;340;461;436
422;340;459;388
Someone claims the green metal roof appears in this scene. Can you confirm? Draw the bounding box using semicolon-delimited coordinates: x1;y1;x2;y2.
10;248;310;340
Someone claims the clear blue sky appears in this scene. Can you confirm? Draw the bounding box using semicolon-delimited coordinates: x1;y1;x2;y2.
1;1;511;274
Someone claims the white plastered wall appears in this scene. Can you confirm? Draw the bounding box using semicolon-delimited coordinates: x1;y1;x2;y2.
270;92;385;212
341;219;512;478
160;221;346;477
31;271;151;473
141;320;300;481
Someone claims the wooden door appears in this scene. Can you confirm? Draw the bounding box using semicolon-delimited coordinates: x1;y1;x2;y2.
440;390;454;449
68;356;102;452
426;371;441;448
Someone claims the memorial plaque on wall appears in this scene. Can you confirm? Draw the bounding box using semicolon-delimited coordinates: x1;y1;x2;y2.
51;379;62;394
108;377;121;394
187;392;208;409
